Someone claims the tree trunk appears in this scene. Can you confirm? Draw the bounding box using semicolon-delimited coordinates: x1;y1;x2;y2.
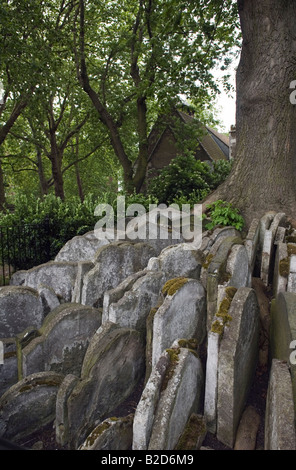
133;96;149;192
75;136;84;201
208;0;296;227
0;160;6;211
49;131;65;200
36;150;49;197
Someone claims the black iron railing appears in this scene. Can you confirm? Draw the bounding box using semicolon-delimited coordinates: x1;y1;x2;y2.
0;218;51;285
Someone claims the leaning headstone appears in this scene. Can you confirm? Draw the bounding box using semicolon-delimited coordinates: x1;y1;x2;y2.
79;415;134;450
65;322;145;449
147;243;203;279
102;270;147;322
24;261;78;302
216;287;259;448
260;212;286;286
225;244;250;288
81;242;156;307
265;359;296;450
273;242;288;297
244;218;260;277
9;270;26;286
234;405;260;450
22;303;102;378
133;351;170;450
151;278;206;368
206;235;243;330
55;234;109;262
204;285;237;433
0;338;18;398
105;270;167;336
148;347;204;450
71;261;94;304
0;371;64;443
270;291;296;406
38;284;60;316
0;286;43;338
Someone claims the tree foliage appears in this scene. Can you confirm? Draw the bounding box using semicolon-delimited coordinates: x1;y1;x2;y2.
0;0;240;208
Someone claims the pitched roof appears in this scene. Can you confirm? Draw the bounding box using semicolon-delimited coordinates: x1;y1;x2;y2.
148;108;230;163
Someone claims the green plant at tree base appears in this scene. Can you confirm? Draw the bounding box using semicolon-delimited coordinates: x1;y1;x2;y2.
204;200;245;231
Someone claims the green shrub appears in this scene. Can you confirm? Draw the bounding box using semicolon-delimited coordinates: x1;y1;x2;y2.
0;193;101;270
147;154;232;206
204;200;245;231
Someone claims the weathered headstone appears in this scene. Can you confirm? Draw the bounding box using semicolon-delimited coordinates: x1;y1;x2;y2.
206;235;243;330
0;371;64;442
79;415;134;450
0;286;43;337
273;242;288;297
147;243;202;279
265;359;296;450
244;218;260;276
151;278;206;368
55;234;109;262
148;347;204;450
270;291;296;407
65;322;145;449
260;212;286;286
22;303;102;378
24;261;78;302
105;270;167;335
81;242;156;307
216;287;259;448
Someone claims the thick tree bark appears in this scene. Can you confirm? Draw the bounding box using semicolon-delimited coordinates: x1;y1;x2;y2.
207;0;296;226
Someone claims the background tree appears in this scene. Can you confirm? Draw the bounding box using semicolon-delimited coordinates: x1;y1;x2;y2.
74;0;240;193
207;0;296;226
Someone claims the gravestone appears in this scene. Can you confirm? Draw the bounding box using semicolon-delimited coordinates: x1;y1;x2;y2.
0;286;43;338
151;278;206;368
64;322;145;449
270;291;296;407
265;359;296;450
81;242;156;307
105;270;167;335
0;371;64;442
24;261;78;302
80;415;134;450
216;287;259;448
148;347;204;450
22;303;102;378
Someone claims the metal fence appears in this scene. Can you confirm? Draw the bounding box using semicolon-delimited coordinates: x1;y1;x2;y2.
0;219;51;285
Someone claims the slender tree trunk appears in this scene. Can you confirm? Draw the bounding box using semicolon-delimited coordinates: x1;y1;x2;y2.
76;0;135;193
0;160;6;211
49;131;65;200
75;136;84;201
208;0;296;226
36;150;48;197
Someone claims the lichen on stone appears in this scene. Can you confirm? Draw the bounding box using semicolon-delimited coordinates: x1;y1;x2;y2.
279;257;290;277
202;253;214;270
162;277;189;296
161;347;181;392
287;243;296;256
175;414;206;450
